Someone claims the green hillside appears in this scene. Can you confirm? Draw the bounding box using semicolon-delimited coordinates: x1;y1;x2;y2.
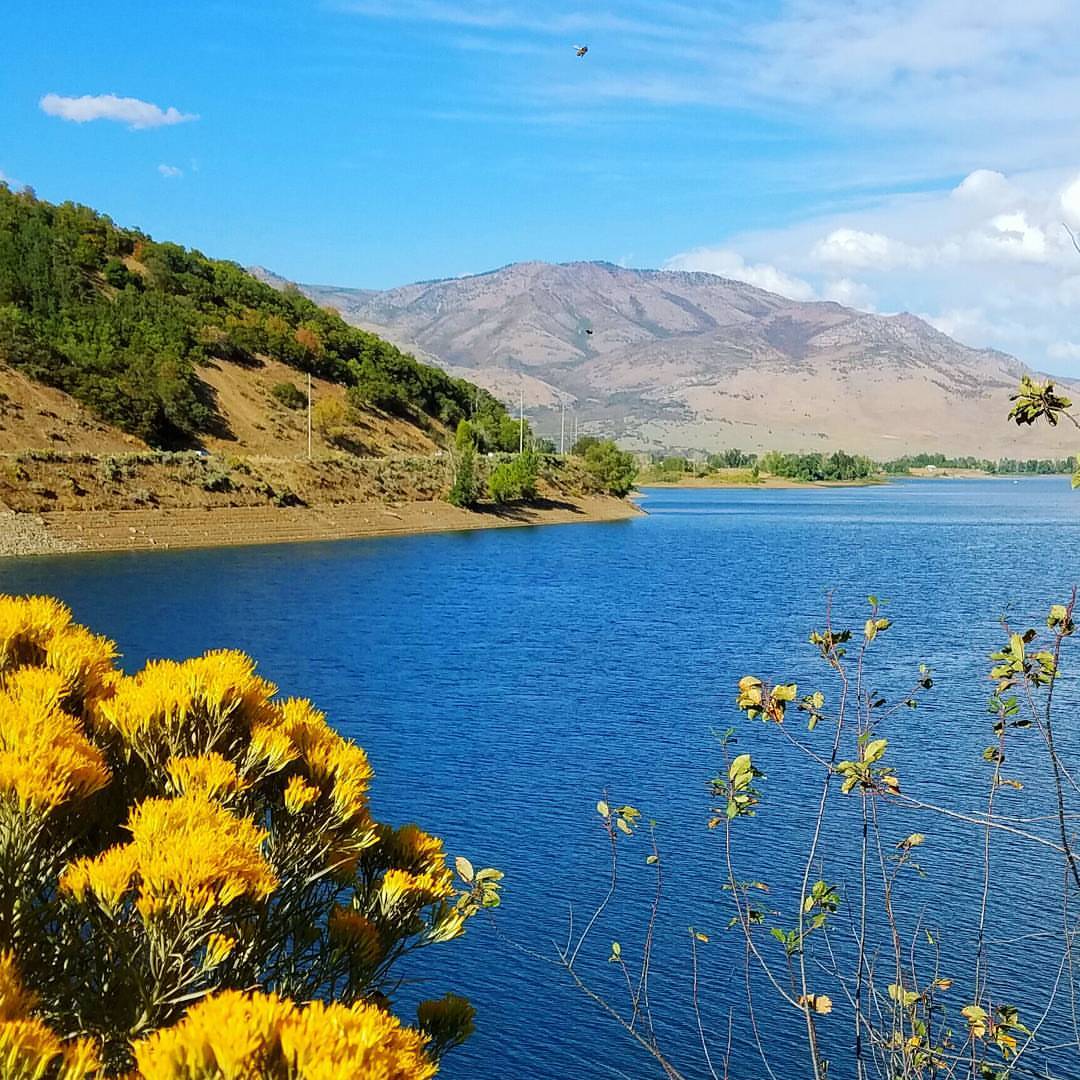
0;184;518;448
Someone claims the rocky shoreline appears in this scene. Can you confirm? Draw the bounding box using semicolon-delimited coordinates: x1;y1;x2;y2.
0;495;642;558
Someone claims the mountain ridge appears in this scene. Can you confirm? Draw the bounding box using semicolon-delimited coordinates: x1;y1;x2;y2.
254;260;1077;458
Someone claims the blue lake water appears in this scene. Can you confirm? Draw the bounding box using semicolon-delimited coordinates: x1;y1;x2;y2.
6;478;1080;1079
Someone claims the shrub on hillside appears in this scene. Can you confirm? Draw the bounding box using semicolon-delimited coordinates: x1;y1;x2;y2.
0;595;499;1076
269;381;307;410
447;420;480;508
487;450;539;504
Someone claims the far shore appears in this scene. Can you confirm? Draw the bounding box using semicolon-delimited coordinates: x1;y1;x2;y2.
1;494;642;558
638;475;886;490
638;469;1069;490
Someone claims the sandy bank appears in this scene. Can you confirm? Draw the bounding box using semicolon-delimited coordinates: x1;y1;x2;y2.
2;495;641;557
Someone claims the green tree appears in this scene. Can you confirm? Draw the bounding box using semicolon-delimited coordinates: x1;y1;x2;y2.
572;434;601;456
583;440;637;496
448;420;480;508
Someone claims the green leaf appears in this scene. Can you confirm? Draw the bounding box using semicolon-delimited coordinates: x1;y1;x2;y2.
864;738;888;764
596;800;610;818
729;753;753;784
454;856;474;884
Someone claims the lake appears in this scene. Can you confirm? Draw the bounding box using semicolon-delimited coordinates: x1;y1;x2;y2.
6;478;1080;1079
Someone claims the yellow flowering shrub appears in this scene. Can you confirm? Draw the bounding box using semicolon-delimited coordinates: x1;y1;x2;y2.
0;596;501;1077
135;991;437;1080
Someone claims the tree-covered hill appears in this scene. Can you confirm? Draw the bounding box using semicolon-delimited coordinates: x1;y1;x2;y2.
0;184;518;449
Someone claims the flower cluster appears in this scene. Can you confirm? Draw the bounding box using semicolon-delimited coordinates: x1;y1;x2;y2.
135;990;436;1080
0;952;101;1079
0;595;491;1076
61;791;278;918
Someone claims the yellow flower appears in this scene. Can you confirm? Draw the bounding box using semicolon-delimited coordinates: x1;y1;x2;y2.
202;933;237;971
92;661;192;745
0;952;37;1022
0;667;109;814
62;793;277;919
166;754;247;801
283;775;320;814
43;626;117;709
0;595;72;671
60;846;137;914
93;651;276;761
181;651;277;731
135;990;289;1080
277;698;376;853
378;869;455;916
379;824;449;876
279;998;436;1080
246;723;298;774
0;952;100;1079
135;991;435;1080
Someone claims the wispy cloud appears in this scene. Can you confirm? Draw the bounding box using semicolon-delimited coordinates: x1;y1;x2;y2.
665;247;816;302
157;163;183;178
337;1;1080;171
40;93;198;130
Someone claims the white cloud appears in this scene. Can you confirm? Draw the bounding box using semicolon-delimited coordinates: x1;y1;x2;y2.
1048;341;1080;361
1061;176;1080;224
666;166;1080;375
822;277;876;309
812;228;922;271
952;169;1013;204
157;163;183;178
40;93;197;130
979;211;1048;262
664;247;815;301
924;308;991;342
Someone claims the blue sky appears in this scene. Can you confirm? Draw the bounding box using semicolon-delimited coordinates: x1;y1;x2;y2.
5;1;1080;371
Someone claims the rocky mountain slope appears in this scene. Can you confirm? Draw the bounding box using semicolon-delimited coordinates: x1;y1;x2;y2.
263;261;1080;457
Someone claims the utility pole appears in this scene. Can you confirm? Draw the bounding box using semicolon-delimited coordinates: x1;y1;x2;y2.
560;397;566;455
519;384;524;453
306;371;312;459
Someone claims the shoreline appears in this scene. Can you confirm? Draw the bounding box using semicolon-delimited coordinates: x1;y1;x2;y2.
638;476;886;490
638;472;1069;490
1;495;642;558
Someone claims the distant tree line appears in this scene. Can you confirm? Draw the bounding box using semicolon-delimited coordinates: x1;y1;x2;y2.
642;447;1073;482
0;184;522;448
880;452;1073;475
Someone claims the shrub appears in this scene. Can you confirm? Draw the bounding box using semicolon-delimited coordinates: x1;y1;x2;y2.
447;421;480;509
269;381;307;410
0;595;499;1075
487;461;518;503
583;440;637;496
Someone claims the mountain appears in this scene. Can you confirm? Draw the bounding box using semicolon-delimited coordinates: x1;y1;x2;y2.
0;186;516;457
269;260;1080;458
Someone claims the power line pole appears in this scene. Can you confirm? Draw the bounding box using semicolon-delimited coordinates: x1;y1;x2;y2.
560;397;566;455
306;372;312;460
519;384;524;454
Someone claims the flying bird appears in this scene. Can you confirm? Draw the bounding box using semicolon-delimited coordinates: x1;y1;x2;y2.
575;44;589;57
